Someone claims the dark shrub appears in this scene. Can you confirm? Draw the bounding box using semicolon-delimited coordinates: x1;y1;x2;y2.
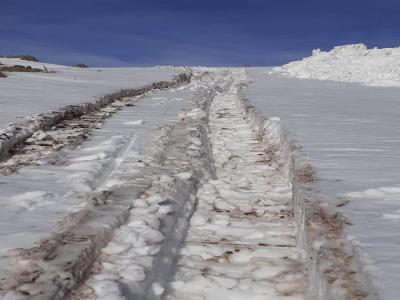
6;55;39;62
0;65;42;73
73;63;89;68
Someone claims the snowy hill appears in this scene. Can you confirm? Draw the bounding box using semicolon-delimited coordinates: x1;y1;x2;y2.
272;44;400;87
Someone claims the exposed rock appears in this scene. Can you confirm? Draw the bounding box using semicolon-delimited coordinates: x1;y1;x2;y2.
0;65;42;73
73;64;89;68
0;54;39;62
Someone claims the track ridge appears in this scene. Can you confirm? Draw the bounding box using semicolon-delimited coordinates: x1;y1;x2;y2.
164;69;306;300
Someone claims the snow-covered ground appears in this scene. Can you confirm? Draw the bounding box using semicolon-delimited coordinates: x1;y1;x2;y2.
69;69;308;300
165;70;305;300
0;74;198;299
0;57;181;128
1;54;399;299
244;68;400;299
272;44;400;87
0;86;192;252
0;67;313;300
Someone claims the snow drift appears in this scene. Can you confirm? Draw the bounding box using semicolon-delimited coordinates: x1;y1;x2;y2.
272;44;400;87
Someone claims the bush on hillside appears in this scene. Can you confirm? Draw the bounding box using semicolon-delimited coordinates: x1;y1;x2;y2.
0;54;39;62
73;63;89;68
0;65;42;73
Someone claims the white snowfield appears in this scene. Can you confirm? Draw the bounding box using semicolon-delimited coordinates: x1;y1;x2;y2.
272;44;400;87
0;53;399;300
0;57;182;127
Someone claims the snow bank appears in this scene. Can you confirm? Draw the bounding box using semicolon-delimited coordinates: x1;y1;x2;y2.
272;44;400;86
238;84;373;299
244;68;400;299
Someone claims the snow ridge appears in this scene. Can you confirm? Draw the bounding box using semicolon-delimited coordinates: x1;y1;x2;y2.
237;86;375;299
272;44;400;87
73;71;221;300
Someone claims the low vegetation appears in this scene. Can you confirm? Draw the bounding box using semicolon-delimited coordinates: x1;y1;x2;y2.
0;65;44;78
0;65;42;73
0;54;42;78
0;54;39;62
73;63;89;68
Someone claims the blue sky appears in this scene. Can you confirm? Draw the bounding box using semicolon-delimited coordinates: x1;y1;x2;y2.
1;0;399;66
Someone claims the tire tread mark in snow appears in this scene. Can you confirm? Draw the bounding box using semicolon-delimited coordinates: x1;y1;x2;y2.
70;71;221;300
164;69;306;300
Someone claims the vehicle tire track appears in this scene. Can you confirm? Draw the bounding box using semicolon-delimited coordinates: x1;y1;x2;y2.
0;73;191;175
164;69;306;300
69;71;228;300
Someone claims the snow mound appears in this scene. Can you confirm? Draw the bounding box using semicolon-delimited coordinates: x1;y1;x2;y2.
272;44;400;86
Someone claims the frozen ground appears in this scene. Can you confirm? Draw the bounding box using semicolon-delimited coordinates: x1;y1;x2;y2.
0;68;313;300
0;57;181;127
0;56;398;299
272;44;400;87
244;68;400;299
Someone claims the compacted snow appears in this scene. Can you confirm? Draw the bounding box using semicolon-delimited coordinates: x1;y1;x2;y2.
0;68;312;300
272;44;400;87
244;68;400;300
0;76;198;299
72;69;306;300
165;70;305;300
0;57;181;128
0;86;193;252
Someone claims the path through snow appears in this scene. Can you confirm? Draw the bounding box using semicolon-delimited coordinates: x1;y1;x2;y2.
2;68;369;300
165;69;305;300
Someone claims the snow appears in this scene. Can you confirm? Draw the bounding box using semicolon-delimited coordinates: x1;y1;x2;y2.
272;44;400;87
0;57;181;128
124;119;145;125
0;83;194;294
1;58;399;299
244;67;400;299
74;72;220;300
67;69;308;300
165;69;305;300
